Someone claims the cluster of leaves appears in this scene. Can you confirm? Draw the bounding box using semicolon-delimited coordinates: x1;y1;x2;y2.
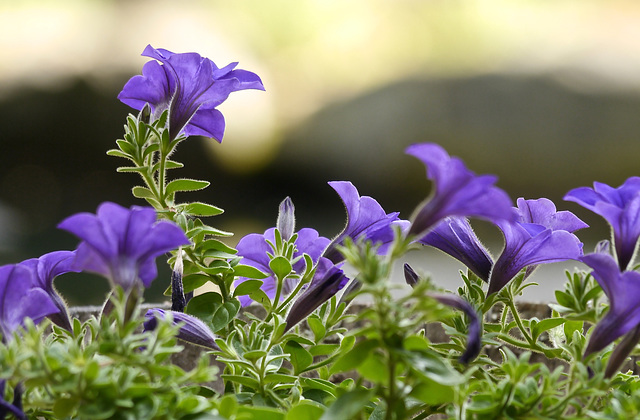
0;291;218;420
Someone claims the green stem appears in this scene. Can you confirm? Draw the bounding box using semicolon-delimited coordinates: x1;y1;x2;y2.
506;299;534;345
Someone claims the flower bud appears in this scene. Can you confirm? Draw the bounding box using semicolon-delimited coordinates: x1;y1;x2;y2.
277;197;296;241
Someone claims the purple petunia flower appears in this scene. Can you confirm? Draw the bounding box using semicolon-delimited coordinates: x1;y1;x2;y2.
419;217;494;282
565;177;640;270
0;264;58;343
144;308;219;351
118;44;264;142
323;181;409;264
58;202;190;290
0;381;25;420
580;252;640;376
18;251;79;332
234;227;330;306
285;257;349;330
406;143;517;238
487;198;587;296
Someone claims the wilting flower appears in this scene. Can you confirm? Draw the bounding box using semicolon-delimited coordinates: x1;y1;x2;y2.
18;251;79;331
285;257;349;330
0;264;58;342
323;181;409;263
403;264;481;363
565;177;640;270
419;217;494;282
58;202;190;290
118;44;264;142
580;252;640;376
406;143;516;238
234;227;330;306
144;308;219;351
488;198;587;296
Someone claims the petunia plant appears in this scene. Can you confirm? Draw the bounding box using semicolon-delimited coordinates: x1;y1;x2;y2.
4;44;640;419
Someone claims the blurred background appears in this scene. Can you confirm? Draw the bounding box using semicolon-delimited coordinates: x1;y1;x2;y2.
1;0;640;305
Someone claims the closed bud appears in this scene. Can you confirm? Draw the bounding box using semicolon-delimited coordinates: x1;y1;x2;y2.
277;197;296;241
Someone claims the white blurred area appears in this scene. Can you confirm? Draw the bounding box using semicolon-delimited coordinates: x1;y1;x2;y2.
3;0;640;171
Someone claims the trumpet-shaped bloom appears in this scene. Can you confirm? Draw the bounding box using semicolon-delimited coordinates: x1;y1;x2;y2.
581;252;640;375
234;227;330;306
285;257;349;330
118;44;264;142
406;143;516;238
419;217;494;282
18;251;79;331
565;177;640;270
0;264;58;342
488;198;587;295
144;308;219;351
323;181;409;263
58;202;190;290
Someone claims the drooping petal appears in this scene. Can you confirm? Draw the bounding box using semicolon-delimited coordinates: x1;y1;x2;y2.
406;143;516;238
581;252;640;358
323;181;408;263
428;293;482;364
565;177;640;270
144;308;219;351
285;257;349;330
419;217;493;282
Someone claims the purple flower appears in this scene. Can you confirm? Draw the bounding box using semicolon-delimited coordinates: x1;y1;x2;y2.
58;202;190;290
406;143;516;238
580;252;640;376
0;264;58;342
234;227;330;306
18;251;79;331
565;177;640;270
118;44;264;142
419;217;494;282
285;257;349;330
488;198;587;296
323;181;409;264
144;308;219;351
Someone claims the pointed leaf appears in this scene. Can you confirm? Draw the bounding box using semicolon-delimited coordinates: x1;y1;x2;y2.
166;179;211;195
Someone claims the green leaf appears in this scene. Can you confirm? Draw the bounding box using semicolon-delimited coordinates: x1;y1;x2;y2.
212;299;241;332
402;350;465;386
409;378;455;405
234;265;268;280
330;338;379;375
286;401;325;420
357;352;389;383
233;279;265;297
307;315;326;343
106;149;131;159
185;292;222;328
53;396;79;418
319;389;374;420
217;394;238;418
166;178;210;195
237;406;285;420
531;318;565;341
221;374;260;389
269;256;292;280
182;202;224;217
132;186;156;200
564;320;583;344
284;340;314;374
180;274;211;294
